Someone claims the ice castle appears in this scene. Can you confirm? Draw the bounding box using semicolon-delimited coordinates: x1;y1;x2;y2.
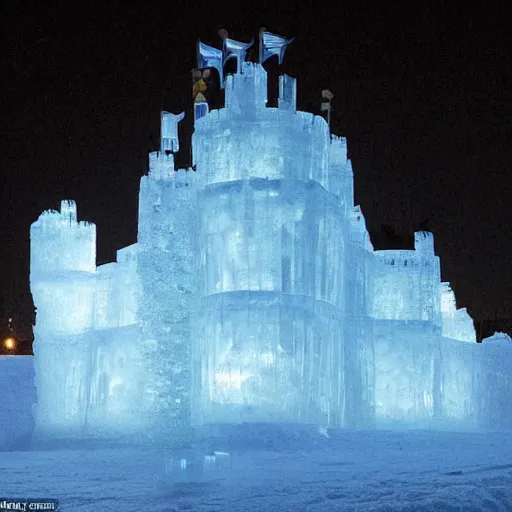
29;32;512;442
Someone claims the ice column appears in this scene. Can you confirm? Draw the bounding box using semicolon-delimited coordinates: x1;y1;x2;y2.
137;151;198;441
192;64;347;427
30;200;97;436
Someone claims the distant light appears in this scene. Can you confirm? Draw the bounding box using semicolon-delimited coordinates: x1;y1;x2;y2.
3;337;16;351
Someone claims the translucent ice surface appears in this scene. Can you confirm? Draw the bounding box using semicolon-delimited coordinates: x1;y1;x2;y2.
28;60;511;444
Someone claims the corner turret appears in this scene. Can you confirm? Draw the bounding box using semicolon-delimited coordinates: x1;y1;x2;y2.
414;231;435;255
30;200;96;276
224;62;268;114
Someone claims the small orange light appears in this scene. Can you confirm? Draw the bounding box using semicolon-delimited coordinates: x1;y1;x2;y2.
3;337;16;351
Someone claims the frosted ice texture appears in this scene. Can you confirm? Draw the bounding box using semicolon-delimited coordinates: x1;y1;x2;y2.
440;283;476;342
29;62;512;443
161;111;185;153
30;201;148;439
137;161;198;439
369;232;441;326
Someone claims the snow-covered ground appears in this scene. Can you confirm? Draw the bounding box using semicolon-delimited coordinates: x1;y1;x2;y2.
2;426;512;511
0;355;36;450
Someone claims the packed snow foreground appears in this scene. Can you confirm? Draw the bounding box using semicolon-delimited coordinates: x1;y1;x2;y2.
2;425;512;511
5;31;512;452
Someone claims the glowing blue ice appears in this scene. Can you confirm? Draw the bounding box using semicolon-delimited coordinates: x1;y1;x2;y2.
27;36;512;444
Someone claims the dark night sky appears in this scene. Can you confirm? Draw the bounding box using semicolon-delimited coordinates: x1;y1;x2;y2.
1;1;512;342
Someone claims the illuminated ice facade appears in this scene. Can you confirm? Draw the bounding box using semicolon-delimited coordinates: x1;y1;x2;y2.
29;56;512;441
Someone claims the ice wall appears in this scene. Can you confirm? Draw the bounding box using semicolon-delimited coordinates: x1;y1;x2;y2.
30;201;97;435
373;322;441;428
193;181;346;426
342;207;375;428
440;283;476;342
438;336;480;429
27;48;512;441
30;200;96;335
137;152;199;440
373;326;512;432
477;333;512;431
31;201;147;441
94;244;140;330
369;232;441;328
191;64;347;427
327;136;354;211
193;65;330;191
31;200;96;275
76;325;148;439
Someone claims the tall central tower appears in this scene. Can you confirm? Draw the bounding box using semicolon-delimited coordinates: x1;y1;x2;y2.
191;62;348;426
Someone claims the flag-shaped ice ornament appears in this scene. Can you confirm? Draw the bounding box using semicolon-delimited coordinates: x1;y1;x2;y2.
222;38;254;74
197;41;224;86
260;31;294;65
160;111;185;153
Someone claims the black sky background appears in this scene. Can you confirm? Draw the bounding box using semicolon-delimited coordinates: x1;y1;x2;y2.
1;0;511;344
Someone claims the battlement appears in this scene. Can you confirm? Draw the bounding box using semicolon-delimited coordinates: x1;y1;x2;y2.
329;136;348;168
349;206;373;251
225;62;268;115
414;231;435;254
374;233;438;266
116;243;138;264
193;103;330;190
32;200;94;233
371;232;437;268
374;249;419;267
278;74;297;111
441;282;457;315
60;199;77;223
28;29;502;443
148;151;175;180
440;282;476;342
30;200;96;275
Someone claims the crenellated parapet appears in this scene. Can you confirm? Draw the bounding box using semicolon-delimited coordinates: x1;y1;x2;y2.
193;102;330;190
326;136;356;208
30;200;97;336
278;74;296;111
440;282;476;342
30;200;96;276
349;206;374;251
28;30;506;442
93;243;140;330
224;62;268;115
329;135;348;168
148;151;176;181
414;230;435;256
370;231;441;326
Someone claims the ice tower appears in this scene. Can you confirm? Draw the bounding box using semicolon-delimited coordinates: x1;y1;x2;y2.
191;61;348;426
29;30;512;443
30;201;97;434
